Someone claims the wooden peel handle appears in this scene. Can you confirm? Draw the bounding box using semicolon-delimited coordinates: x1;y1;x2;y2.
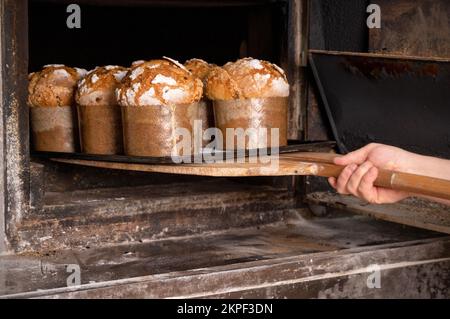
283;153;450;201
376;170;450;201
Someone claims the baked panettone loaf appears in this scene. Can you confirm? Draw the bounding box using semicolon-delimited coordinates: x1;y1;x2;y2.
205;58;289;100
75;66;127;155
28;64;87;153
117;57;203;106
28;64;87;107
184;58;216;84
76;65;128;106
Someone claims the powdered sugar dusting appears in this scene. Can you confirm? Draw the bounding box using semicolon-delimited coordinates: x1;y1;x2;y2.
149;64;162;69
247;59;264;70
132;82;141;92
132;60;145;67
104;65;119;70
152;74;177;85
78;79;89;95
269;77;290;97
118;58;202;106
75;68;88;78
91;74;99;84
115;88;122;101
253;73;271;86
130;67;144;80
125;88;138;105
162;87;188;104
114;70;127;82
139;87;161;106
52;69;71;79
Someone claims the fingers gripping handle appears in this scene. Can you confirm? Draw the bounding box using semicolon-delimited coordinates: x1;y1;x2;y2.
284;153;450;201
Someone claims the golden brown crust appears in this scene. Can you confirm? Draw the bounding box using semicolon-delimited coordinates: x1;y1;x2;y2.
117;58;203;106
76;66;128;106
184;58;216;83
28;65;87;107
205;58;289;100
205;66;240;100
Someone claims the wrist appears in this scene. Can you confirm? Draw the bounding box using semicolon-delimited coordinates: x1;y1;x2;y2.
394;150;423;175
408;154;450;180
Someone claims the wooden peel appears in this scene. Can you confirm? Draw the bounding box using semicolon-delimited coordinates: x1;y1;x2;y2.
52;151;450;201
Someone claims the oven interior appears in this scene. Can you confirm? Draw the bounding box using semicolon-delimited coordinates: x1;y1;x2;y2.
0;0;449;298
24;0;296;253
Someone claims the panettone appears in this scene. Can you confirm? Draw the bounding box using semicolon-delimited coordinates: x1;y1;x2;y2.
75;65;127;155
117;57;203;106
76;65;128;106
28;65;87;107
205;58;289;100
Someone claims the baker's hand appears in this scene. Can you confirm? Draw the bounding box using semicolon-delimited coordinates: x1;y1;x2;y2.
328;143;412;204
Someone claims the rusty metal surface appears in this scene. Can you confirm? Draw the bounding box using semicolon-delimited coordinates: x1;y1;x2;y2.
0;0;30;252
0;212;445;298
309;0;369;53
16;180;297;252
309;50;450;157
4;238;449;299
369;0;450;58
305;85;332;141
211;259;450;298
306;191;450;234
34;159;214;192
286;0;308;140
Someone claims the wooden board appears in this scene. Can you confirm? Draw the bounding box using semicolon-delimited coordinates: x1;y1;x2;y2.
33;142;336;165
50;151;450;201
369;0;450;58
51;152;339;177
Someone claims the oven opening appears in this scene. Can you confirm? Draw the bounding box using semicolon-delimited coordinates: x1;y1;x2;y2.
16;0;447;255
23;0;299;253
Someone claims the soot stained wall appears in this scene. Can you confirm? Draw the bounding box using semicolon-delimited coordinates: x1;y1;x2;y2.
310;0;369;52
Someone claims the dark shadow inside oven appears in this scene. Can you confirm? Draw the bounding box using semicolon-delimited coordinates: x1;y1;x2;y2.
28;1;285;71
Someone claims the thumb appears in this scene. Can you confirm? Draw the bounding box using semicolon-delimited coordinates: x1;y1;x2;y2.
334;144;378;166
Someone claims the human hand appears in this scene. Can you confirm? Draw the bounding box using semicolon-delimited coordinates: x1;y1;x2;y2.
328;143;415;204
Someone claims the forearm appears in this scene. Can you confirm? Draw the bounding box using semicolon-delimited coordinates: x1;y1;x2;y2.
409;154;450;180
405;153;450;205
